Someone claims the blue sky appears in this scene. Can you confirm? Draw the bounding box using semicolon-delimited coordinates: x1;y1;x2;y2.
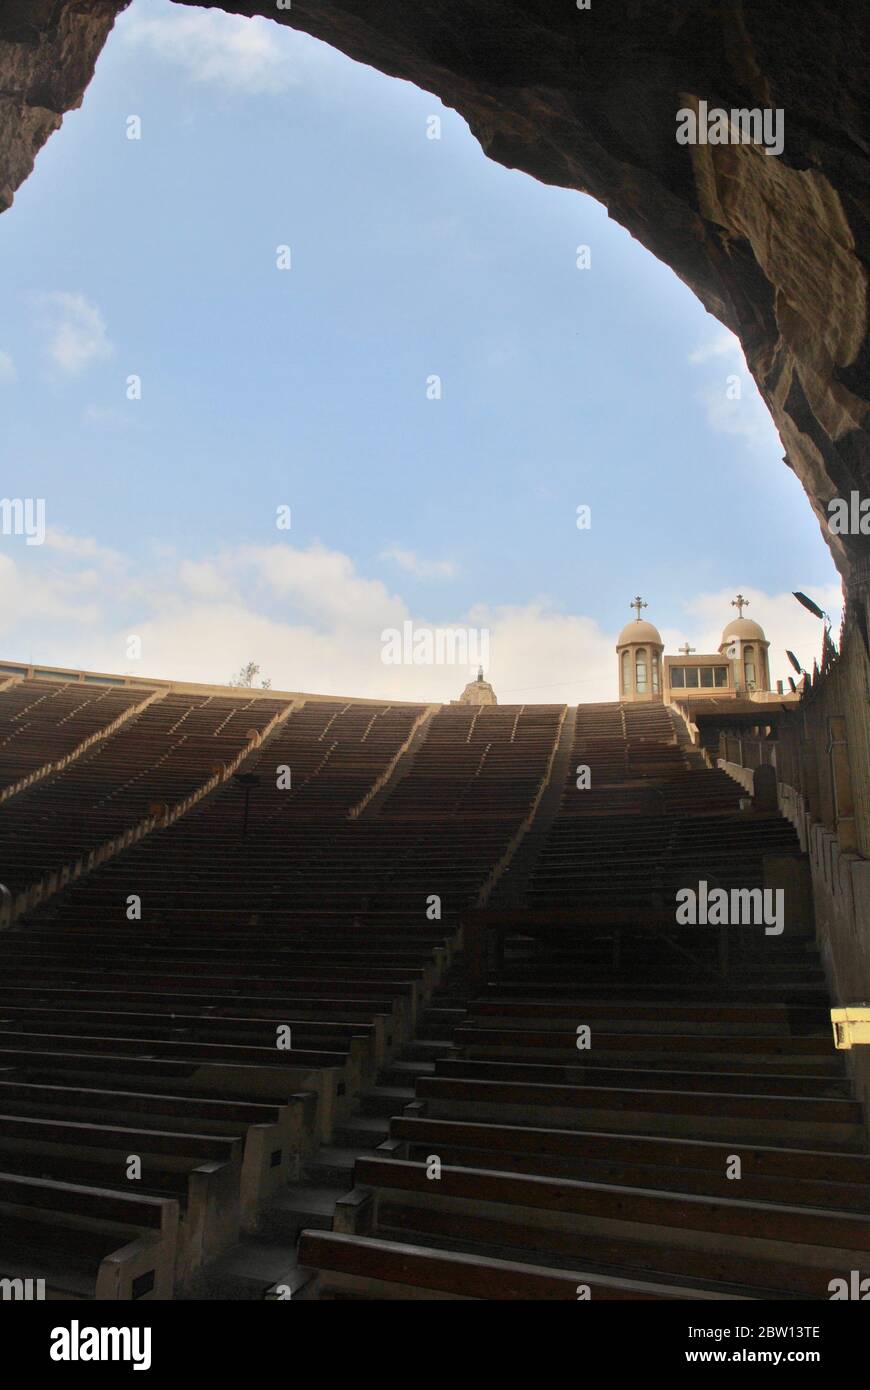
0;0;840;700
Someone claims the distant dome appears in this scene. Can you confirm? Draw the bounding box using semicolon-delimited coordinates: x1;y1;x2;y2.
456;670;497;706
721;617;766;642
616;619;663;648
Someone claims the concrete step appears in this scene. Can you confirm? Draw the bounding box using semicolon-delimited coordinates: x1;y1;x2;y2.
305;1144;371;1185
378;1059;436;1086
361;1085;417;1117
334;1113;392;1146
184;1235;304;1300
416;1021;466;1041
259;1184;345;1239
400;1040;456;1062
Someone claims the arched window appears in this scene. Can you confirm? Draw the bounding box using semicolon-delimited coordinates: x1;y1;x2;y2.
744;645;756;689
651;651;660;693
621;649;631;694
635;648;648;694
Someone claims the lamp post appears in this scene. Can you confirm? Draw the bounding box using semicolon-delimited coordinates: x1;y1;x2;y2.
232;773;261;839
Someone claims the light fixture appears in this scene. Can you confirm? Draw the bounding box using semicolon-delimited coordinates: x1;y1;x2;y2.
793;591;831;628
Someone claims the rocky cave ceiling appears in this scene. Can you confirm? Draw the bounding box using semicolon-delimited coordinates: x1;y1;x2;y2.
1;1;868;599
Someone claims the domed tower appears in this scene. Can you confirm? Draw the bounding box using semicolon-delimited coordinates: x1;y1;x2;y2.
719;595;770;693
616;596;664;703
456;667;497;706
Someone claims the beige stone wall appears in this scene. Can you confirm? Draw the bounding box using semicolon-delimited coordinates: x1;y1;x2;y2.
616;642;664;703
0;659;427;707
718;606;870;1128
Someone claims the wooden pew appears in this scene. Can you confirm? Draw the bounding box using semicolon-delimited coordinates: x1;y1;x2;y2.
0;1172;178;1299
0;1034;341;1139
338;1155;870;1299
290;1230;745;1301
0;1114;241;1285
415;1074;865;1148
0;1077;308;1224
388;1114;870;1211
0;1037;341;1144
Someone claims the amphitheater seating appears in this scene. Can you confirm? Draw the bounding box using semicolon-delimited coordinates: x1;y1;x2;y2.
0;679;148;792
293;1229;723;1300
0;1172;178;1299
300;963;870;1298
291;704;867;1302
0;688;862;1302
0;691;289;896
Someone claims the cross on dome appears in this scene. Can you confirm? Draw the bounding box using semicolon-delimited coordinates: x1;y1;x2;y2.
630;596;648;620
731;594;749;618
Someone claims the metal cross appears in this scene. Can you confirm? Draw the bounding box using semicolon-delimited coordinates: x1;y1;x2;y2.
630;596;648;620
678;643;695;655
731;594;749;618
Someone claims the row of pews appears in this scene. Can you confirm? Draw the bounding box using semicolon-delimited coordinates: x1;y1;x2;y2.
0;688;460;1297
287;703;870;1299
0;914;461;1297
0;688;289;898
0;693;564;1297
1;686;863;1301
291;935;870;1300
528;700;801;911
0;678;149;792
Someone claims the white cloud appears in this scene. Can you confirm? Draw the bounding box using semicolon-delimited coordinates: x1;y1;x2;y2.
0;350;16;383
121;9;312;95
677;584;843;690
0;536;843;704
42;527;125;571
41;293;112;375
688;328;742;365
380;546;459;580
178;558;233;601
689;327;779;450
0;553;103;637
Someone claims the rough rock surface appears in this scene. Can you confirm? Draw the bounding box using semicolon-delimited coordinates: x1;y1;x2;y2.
0;1;127;212
1;1;867;596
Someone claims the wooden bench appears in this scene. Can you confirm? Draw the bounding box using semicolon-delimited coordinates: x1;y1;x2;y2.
434;1054;851;1098
290;1230;743;1301
0;1036;342;1144
415;1074;865;1148
340;1155;870;1299
0;1171;178;1299
0;1076;310;1222
388;1113;870;1211
0;1114;240;1286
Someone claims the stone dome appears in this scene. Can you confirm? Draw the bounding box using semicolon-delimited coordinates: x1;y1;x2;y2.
456;670;497;705
721;617;766;643
616;619;663;648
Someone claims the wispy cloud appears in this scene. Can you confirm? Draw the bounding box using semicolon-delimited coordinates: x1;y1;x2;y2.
42;527;125;571
0;350;16;383
677;584;843;689
689;328;778;450
688;328;741;365
380;546;459;580
121;9;299;95
41;293;113;375
2;531;836;705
